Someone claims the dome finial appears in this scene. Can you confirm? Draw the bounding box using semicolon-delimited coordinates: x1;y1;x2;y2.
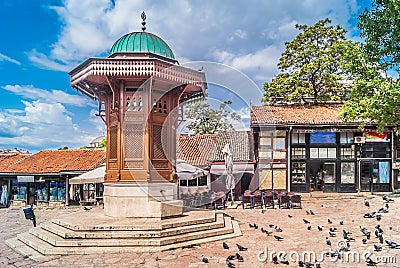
141;11;146;32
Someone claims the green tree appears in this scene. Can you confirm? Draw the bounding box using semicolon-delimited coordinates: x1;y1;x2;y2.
341;0;400;131
263;18;355;105
184;100;240;134
358;0;400;74
97;137;106;148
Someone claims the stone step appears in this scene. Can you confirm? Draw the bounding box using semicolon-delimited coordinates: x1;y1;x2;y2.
28;214;232;247
51;210;216;231
5;237;46;261
16;214;240;255
41;213;225;239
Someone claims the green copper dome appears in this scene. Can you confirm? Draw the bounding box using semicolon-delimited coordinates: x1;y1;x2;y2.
109;32;175;60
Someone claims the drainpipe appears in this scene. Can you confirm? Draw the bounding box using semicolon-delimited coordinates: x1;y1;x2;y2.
287;126;292;192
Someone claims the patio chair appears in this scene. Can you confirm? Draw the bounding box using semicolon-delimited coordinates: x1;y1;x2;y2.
279;195;291;209
241;190;253;209
291;194;302;209
253;190;263;208
212;192;226;210
263;193;275;209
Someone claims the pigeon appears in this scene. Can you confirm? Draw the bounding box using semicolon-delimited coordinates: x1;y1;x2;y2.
315;261;321;268
362;238;367;244
288;214;293;218
364;199;370;207
226;258;235;267
328;219;332;224
223;242;229;249
303;219;310;224
310;210;315;215
383;195;394;202
249;223;255;228
201;255;208;263
269;224;275;228
329;231;336;237
340;221;344;225
373;244;382;251
375;225;383;234
378;204;389;213
272;255;279;264
236;253;244;262
326;237;331;246
305;262;314;268
265;230;273;236
366;257;377;266
318;226;323;231
254;224;259;229
376;213;382;221
227;255;236;260
364;212;376;218
306;210;310;215
275;226;283;232
237;243;247;251
274;235;284;241
299;261;305;267
378;234;384;244
329;227;337;232
307;225;311;231
278;253;289;265
83;206;92;211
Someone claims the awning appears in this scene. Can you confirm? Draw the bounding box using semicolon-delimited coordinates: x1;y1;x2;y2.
210;164;254;175
176;159;208;180
69;165;105;184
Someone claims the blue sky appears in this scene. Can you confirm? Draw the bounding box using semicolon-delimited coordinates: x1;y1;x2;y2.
0;0;370;153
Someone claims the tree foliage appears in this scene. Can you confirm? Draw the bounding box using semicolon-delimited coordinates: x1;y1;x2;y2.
263;18;355;105
341;0;400;131
358;0;400;74
97;137;106;148
184;100;240;134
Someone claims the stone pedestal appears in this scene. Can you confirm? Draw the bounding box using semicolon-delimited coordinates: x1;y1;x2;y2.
103;183;183;218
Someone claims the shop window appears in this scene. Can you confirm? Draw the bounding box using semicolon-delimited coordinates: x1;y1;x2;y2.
291;133;305;144
361;144;390;158
198;176;207;186
310;132;336;144
36;182;47;201
323;163;336;183
291;162;306;183
341;162;355;183
377;161;389;183
180;179;188;187
12;183;26;200
292;148;306;159
341;147;355;159
49;181;66;201
310;148;336;159
259;169;286;190
340;132;354;144
82;183;95;201
188;178;197;186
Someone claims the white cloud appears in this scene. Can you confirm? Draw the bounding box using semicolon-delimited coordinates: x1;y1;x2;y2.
2;84;90;107
0;100;94;151
0;52;21;65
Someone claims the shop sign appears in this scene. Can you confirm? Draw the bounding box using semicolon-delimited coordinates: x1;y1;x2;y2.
17;176;34;182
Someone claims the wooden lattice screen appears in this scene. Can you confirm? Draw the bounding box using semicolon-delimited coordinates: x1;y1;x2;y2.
153;125;166;159
124;123;143;159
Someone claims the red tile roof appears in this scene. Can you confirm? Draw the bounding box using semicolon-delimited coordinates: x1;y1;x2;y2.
177;134;217;167
209;131;254;162
0;154;30;171
251;104;347;125
3;149;105;174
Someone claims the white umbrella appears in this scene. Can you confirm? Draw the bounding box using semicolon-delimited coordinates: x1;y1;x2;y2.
222;143;234;205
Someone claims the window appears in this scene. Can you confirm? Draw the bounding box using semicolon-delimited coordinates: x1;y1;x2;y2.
341;147;355;159
341;162;355;183
310;132;336;144
36;182;47;201
292;133;305;144
362;144;391;158
292;148;306;159
323;163;336;183
274;137;286;150
310;148;336;159
12;183;27;201
49;181;66;201
340;132;354;144
291;162;306;183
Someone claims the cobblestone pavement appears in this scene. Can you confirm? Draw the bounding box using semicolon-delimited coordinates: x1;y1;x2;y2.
1;194;400;268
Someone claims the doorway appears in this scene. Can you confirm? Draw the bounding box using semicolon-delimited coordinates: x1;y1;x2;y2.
309;161;324;191
360;161;372;192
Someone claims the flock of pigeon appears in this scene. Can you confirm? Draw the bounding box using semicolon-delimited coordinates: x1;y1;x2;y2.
197;194;397;267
